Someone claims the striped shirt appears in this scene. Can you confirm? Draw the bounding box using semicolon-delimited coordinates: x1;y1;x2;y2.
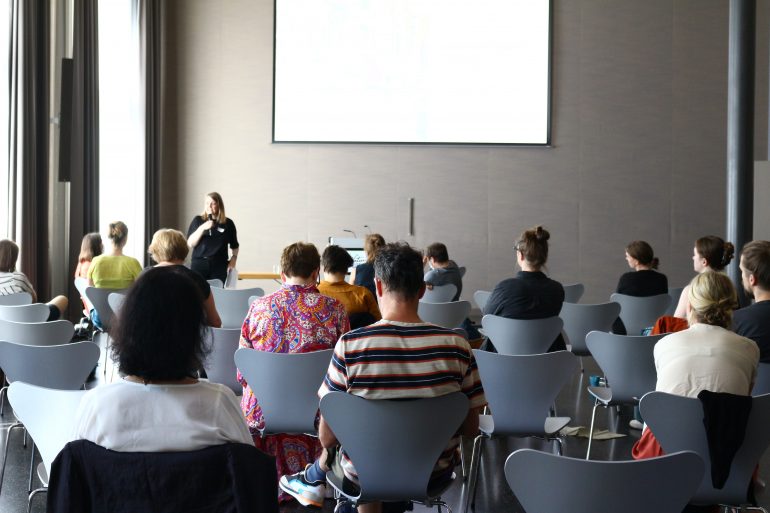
319;320;486;479
0;272;35;298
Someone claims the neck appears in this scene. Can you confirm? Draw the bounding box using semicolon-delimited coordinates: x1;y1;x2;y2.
519;263;540;273
323;272;347;284
156;260;183;267
379;295;422;323
431;260;450;269
109;248;124;256
754;288;770;303
124;375;198;385
635;264;652;271
285;276;315;287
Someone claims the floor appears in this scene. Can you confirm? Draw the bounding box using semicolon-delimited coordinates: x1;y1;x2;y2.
1;355;769;512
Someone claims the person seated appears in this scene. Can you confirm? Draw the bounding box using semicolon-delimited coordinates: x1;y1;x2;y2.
238;242;349;503
734;240;770;362
147;228;222;328
483;225;565;351
74;232;103;280
318;245;380;329
87;221;142;289
673;235;734;319
71;267;253;452
279;242;486;513
352;233;385;297
423;242;463;301
0;239;68;320
613;240;668;335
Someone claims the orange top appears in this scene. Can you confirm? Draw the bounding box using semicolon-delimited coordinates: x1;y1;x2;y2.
317;280;381;320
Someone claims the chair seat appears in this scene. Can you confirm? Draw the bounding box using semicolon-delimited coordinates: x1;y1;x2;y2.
587;385;613;405
478;414;571;437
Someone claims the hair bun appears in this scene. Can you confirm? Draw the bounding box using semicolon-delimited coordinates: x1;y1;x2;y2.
722;242;735;267
534;226;550;242
651;257;660;270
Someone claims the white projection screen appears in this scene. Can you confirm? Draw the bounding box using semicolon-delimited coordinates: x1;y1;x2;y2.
273;0;552;145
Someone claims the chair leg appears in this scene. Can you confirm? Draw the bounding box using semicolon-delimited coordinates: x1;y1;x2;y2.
0;384;8;416
586;400;600;460
459;437;467;479
0;422;24;495
464;435;485;513
27;442;35;493
27;487;47;513
552;436;563;456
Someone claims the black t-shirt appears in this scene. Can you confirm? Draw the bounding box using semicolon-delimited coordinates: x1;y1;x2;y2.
615;270;669;297
141;264;212;299
483;271;564;319
187;216;239;264
354;262;376;297
733;300;770;363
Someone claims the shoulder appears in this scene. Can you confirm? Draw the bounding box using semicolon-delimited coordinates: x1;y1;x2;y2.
225;218;237;228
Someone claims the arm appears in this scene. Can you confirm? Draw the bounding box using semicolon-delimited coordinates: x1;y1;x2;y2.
187;217;213;248
460;406;484;437
673;285;690;319
227;218;240;270
204;293;222;328
228;247;239;270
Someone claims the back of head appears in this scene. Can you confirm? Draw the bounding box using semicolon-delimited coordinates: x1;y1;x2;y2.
364;233;386;263
149;229;189;263
425;242;449;263
322;245;354;275
741;240;770;290
687;271;738;328
111;267;209;380
374;242;424;301
695;235;735;271
79;233;103;262
281;242;320;279
626;240;659;269
108;221;129;248
0;239;19;273
516;225;550;269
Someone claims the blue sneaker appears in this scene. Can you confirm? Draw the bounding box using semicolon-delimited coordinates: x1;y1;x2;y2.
280;466;326;507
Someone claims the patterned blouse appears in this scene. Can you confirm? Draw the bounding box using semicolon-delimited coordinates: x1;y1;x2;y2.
238;283;349;431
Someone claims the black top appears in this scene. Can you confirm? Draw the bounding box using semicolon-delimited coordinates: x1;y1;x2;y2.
733;300;770;363
354;262;376;297
484;271;565;319
142;264;211;299
424;261;463;301
187;216;239;264
615;270;668;297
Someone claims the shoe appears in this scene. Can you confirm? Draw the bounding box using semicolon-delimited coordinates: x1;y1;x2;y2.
279;467;326;507
629;419;644;430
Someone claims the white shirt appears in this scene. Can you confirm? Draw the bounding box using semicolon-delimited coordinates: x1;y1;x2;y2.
654;323;759;398
72;379;253;452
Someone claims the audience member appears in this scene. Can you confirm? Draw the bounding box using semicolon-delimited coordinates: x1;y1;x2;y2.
353;233;385;297
187;192;239;284
673;235;734;319
87;221;142;289
0;239;68;320
74;232;103;279
318;245;380;329
279;242;485;513
238;242;349;502
734;240;770;362
424;242;463;301
613;240;668;335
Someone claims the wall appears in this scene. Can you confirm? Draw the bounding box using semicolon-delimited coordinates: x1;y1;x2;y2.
161;0;769;303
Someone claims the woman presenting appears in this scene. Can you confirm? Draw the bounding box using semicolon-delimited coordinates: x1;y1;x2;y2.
187;192;239;284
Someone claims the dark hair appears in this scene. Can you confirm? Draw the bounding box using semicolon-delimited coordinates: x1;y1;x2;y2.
281;242;320;279
78;233;103;263
626;240;659;269
515;225;550;269
108;221;129;248
741;240;770;290
374;242;424;301
110;267;210;380
364;234;386;263
0;239;19;273
322;245;354;275
425;243;449;263
695;236;735;271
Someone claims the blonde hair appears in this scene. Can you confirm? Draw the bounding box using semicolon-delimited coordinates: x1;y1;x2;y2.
687;271;739;328
200;192;227;224
149;229;190;263
108;221;129;248
364;234;385;263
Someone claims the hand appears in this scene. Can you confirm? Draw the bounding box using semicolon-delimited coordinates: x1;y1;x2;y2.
426;283;434;290
227;257;237;270
201;220;214;231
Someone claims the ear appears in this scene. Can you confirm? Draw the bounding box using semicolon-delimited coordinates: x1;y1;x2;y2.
375;277;383;298
280;272;287;283
749;273;758;288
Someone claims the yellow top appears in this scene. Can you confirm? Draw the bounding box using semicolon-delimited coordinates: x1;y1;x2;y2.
88;255;142;289
317;280;381;320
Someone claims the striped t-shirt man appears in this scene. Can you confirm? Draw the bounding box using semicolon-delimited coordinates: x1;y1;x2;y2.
319;319;486;479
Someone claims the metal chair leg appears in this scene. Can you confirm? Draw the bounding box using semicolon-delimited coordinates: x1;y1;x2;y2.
586;400;600;460
0;384;8;416
27;442;36;492
462;434;483;513
468;435;485;513
460;437;467;479
0;422;24;495
27;487;47;513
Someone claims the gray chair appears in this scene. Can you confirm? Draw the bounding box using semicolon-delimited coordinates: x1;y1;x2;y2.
584;331;664;459
753;362;770;396
211;287;265;329
666;286;684;317
421;284;457;303
563;283;585;303
466;350;578;513
234;348;332;434
207;278;224;288
320;391;468;510
84;287;126;332
0;319;74;347
610;292;671;335
203;327;241;395
417;300;471;329
504;449;704;513
641;391;770;511
107;292;125;316
74;278;91;312
480;315;563;355
473;290;491;311
0;304;50;323
0;292;33;306
559;301;621;367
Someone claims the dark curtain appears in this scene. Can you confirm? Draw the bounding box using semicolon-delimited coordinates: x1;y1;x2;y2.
139;0;163;267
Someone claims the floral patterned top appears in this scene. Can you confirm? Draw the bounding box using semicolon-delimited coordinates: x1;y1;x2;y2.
238;283;349;431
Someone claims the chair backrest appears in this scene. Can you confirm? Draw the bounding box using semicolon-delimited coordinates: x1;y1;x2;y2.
473;290;491;311
753;362;770;396
0;292;32;306
211;287;265;329
421;284;457;303
559;302;621;356
320;391;468;502
0;318;74;346
504;448;704;513
84;287;126;331
610;293;671;335
640;391;770;506
481;315;563;355
0;340;100;389
8;383;86;478
74;278;92;311
417;300;471;329
203;328;241;394
585;331;664;404
207;278;224;288
0;303;50;323
473;350;578;434
234;348;332;434
666;287;684;317
107;292;125;315
563;283;585;303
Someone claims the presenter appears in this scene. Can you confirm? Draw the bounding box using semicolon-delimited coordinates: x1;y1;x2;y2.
187;192;239;284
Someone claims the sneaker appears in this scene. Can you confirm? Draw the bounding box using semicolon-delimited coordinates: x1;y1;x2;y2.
279;467;326;507
629;419;644;430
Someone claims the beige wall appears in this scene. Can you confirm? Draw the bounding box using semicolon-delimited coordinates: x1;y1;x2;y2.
161;0;769;303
